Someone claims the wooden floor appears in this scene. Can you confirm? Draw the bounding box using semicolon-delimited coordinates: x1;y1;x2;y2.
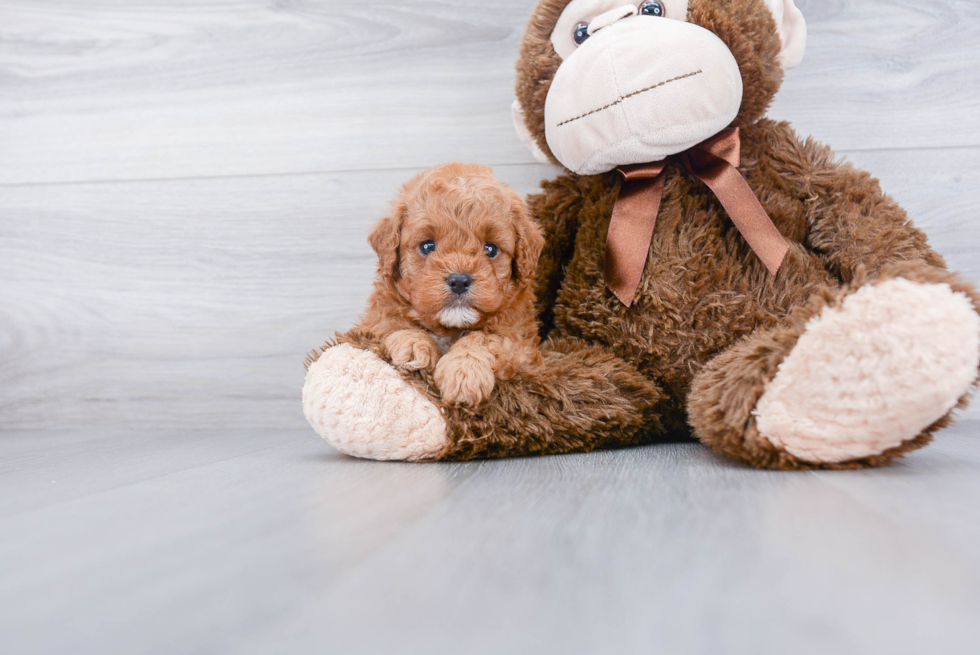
1;1;979;653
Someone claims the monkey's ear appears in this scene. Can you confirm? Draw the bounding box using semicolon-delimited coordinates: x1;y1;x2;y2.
763;0;807;69
511;100;552;165
510;193;545;284
368;208;404;280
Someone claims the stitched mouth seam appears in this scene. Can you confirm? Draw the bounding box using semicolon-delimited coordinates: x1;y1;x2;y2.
556;69;703;127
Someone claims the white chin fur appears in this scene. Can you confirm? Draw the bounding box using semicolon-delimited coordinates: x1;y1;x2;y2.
437;305;480;328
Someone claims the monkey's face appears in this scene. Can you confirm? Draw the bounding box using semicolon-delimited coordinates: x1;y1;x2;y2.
514;0;807;175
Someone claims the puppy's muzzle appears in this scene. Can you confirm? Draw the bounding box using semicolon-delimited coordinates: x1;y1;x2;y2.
446;273;473;296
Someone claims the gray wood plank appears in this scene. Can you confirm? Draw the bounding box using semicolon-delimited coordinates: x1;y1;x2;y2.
1;0;978;185
0;163;554;431
1;421;978;655
0;427;307;517
0;431;478;654
248;429;980;655
0;0;539;185
771;0;980;151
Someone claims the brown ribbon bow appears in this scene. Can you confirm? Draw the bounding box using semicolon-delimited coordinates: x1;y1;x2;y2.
604;127;790;307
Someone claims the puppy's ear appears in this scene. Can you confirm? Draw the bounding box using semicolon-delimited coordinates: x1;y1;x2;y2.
368;203;405;280
510;193;545;284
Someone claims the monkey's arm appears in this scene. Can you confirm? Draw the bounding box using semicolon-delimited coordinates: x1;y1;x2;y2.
304;329;665;461
767;121;946;282
530;173;589;334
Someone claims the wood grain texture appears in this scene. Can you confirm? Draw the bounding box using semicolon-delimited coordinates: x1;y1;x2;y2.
0;163;556;430
771;0;980;150
1;0;978;185
1;422;979;654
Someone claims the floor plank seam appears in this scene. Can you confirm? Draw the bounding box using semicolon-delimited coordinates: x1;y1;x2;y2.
0;437;313;521
2;143;977;189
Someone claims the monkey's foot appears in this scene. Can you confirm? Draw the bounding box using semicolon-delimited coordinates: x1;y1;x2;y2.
303;344;449;461
753;278;980;463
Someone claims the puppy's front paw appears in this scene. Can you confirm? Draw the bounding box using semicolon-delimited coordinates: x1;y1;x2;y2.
434;351;496;406
383;330;441;371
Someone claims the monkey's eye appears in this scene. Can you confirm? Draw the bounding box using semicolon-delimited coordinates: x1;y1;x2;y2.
419;240;436;256
640;1;665;17
573;22;590;46
484;242;499;258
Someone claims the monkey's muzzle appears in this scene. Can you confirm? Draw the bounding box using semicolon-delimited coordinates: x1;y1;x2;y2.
544;17;743;175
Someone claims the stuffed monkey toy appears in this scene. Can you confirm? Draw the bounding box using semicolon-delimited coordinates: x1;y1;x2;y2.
304;0;980;469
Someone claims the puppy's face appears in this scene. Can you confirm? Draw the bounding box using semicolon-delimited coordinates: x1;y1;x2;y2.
370;164;544;333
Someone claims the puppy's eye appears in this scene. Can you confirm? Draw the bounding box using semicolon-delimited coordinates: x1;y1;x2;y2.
640;1;665;17
419;240;436;256
573;21;590;46
484;242;499;258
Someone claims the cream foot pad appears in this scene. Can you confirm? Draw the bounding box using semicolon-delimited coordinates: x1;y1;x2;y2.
754;279;980;463
303;344;448;461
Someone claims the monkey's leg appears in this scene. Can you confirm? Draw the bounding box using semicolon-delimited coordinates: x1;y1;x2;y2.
688;263;980;470
439;338;664;459
303;337;448;461
303;333;664;461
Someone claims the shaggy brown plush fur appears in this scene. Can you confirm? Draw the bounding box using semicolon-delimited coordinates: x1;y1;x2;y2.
688;262;980;469
311;328;664;460
518;113;979;468
316;0;978;468
499;0;977;469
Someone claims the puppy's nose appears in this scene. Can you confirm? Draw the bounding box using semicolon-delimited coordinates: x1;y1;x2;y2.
446;273;473;295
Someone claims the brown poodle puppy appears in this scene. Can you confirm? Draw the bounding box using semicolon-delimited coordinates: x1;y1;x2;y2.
357;163;546;406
